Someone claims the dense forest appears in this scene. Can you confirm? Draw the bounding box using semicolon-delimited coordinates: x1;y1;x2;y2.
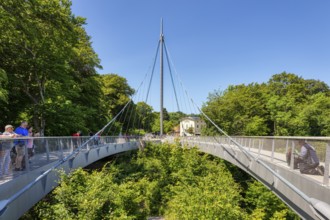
23;142;299;219
202;72;330;137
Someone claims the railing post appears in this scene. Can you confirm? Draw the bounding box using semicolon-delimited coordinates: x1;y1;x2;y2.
24;144;30;171
248;138;251;151
45;139;50;162
70;138;74;152
285;139;289;155
86;137;90;150
290;141;295;170
323;142;330;186
258;139;262;157
58;139;63;160
271;139;275;162
250;139;254;151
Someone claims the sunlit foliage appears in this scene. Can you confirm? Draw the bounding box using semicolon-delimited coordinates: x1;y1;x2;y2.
24;143;298;219
202;72;330;136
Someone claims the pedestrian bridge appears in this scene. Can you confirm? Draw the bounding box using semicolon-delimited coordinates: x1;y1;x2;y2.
0;136;141;220
174;136;330;220
0;135;330;220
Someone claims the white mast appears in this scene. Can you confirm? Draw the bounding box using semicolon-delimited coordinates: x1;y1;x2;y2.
160;18;164;136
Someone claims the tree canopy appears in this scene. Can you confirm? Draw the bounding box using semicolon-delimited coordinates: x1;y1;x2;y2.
0;1;137;136
0;0;102;135
24;142;299;219
202;72;330;136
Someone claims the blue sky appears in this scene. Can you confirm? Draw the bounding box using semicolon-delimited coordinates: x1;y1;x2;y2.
71;0;330;113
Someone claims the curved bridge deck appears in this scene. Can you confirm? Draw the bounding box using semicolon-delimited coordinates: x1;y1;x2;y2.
0;136;140;220
1;135;330;220
174;136;330;220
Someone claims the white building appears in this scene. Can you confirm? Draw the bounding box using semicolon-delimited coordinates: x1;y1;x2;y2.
180;117;206;136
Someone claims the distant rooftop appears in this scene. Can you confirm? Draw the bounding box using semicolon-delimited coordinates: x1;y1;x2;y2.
180;116;201;121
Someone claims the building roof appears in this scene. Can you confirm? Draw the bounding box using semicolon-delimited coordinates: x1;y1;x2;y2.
180;116;202;122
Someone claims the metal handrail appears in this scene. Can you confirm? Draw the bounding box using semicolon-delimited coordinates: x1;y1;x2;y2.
180;135;330;220
0;135;142;216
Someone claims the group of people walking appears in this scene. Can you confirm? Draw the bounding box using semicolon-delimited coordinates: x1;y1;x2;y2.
0;121;34;178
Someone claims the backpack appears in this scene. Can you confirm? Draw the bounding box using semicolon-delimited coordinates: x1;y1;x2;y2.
303;143;319;165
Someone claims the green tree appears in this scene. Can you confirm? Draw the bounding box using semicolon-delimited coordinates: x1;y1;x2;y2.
245;181;299;220
164;120;175;134
97;74;135;135
25;143;299;219
294;93;330;136
162;108;170;121
0;0;104;135
168;111;186;123
202;72;329;136
202;83;269;135
0;68;8;103
98;74;135;119
151;113;161;134
1;0;76;134
266;72;330;136
135;102;154;132
0;68;9;126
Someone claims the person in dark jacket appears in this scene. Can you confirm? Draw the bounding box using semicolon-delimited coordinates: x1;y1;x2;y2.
296;140;324;175
14;121;28;171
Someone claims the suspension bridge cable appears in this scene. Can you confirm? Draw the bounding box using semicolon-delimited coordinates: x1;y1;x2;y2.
131;91;143;135
189;98;318;211
164;42;180;112
118;103;129;135
120;66;153;135
131;85;142;132
135;100;146;135
164;44;197;115
137;73;149;135
122;101;133;135
127;101;136;135
125;74;148;135
145;40;161;103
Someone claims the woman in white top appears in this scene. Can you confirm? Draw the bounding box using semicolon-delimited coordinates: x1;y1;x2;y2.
0;125;18;177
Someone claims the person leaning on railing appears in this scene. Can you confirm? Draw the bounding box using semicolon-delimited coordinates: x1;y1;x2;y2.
0;125;19;178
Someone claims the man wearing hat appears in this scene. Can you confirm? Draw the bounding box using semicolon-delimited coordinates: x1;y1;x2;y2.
0;125;18;178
